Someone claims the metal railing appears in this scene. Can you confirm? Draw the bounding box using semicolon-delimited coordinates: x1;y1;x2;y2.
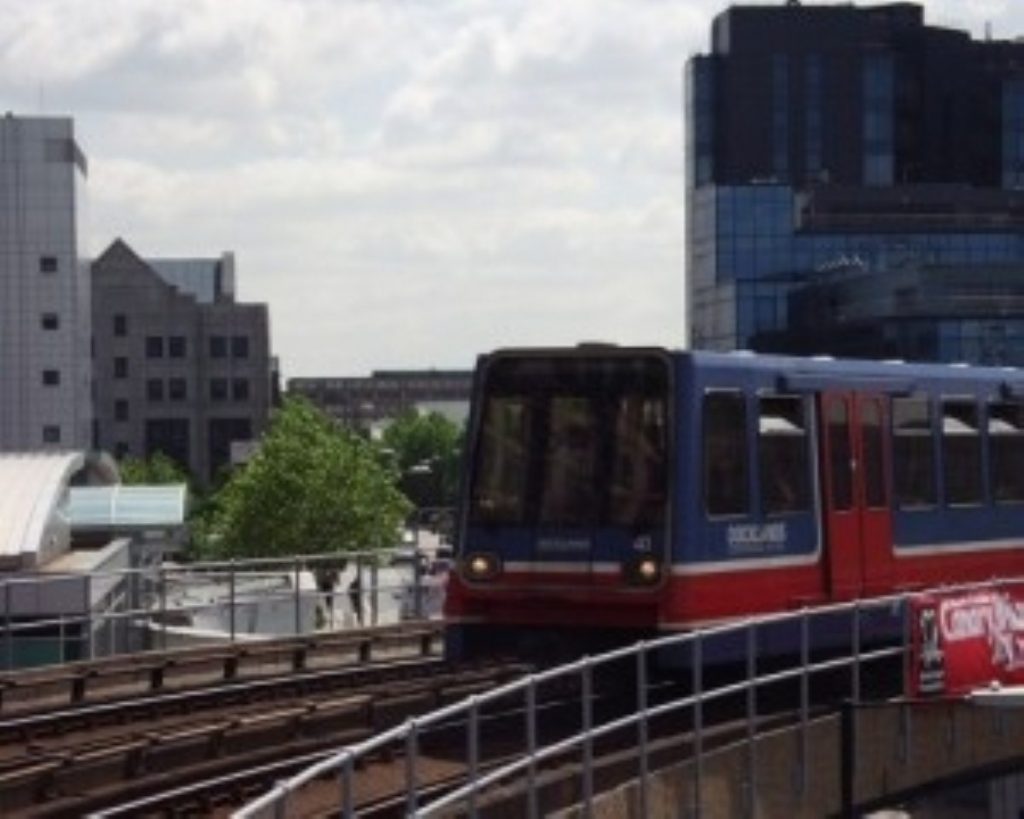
0;549;444;670
235;591;915;819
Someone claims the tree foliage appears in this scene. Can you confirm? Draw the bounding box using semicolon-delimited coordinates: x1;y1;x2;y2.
379;410;463;510
120;452;190;486
208;396;411;559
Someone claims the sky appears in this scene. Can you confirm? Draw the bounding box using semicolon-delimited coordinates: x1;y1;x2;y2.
0;0;1017;378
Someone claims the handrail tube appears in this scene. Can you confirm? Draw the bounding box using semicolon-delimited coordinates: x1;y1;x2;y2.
238;582;1019;819
420;643;908;818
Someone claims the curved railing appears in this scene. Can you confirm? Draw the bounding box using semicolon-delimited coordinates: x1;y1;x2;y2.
234;591;918;818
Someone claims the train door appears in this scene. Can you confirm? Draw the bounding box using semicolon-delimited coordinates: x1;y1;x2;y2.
819;392;893;599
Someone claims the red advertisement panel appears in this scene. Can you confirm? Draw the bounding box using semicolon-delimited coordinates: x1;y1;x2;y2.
909;586;1024;697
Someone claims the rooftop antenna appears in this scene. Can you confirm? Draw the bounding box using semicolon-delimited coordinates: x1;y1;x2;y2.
986;21;992;41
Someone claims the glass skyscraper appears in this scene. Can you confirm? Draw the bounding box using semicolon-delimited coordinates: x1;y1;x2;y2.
686;2;1024;365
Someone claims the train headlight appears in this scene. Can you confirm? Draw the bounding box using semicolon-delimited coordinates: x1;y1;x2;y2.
464;552;501;581
624;556;662;586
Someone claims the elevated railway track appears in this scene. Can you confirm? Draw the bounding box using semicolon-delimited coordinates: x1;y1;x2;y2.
0;621;522;817
0;621;443;714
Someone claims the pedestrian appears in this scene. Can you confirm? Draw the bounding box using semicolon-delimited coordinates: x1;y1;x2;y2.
348;569;363;626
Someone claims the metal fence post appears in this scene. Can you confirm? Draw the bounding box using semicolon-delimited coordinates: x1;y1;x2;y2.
798;609;809;797
582;657;594;817
693;635;703;819
274;783;289;819
413;550;424;619
87;607;94;661
370;560;379;626
841;700;855;819
294;559;302;636
746;622;757;818
4;581;11;671
468;696;480;819
159;567;167;651
229;559;236;643
341;751;354;817
637;643;650;819
852;602;861;704
355;554;362;628
527;678;539;819
405;719;419;816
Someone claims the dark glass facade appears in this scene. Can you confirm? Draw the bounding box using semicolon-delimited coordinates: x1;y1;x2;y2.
686;3;1024;365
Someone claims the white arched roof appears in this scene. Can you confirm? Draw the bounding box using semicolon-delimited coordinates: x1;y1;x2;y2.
0;452;85;567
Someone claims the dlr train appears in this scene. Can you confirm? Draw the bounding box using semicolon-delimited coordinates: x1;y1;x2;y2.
443;345;1024;660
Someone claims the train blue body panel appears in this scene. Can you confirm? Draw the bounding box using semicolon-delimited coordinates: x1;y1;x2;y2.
445;346;1024;661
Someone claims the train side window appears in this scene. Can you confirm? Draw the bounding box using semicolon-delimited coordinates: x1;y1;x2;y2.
893;397;936;508
989;402;1024;503
758;395;810;515
704;392;749;517
942;400;982;506
471;397;531;524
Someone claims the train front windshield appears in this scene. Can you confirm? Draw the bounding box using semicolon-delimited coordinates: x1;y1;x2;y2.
468;354;670;532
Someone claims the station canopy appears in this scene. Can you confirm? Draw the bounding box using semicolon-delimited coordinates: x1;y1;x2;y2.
68;484;187;530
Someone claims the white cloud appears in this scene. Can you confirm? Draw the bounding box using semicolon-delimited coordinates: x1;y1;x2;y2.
3;0;1023;375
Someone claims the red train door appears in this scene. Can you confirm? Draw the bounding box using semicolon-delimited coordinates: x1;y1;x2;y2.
819;393;893;600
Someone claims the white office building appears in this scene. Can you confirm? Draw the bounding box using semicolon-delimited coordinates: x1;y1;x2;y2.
0;115;92;451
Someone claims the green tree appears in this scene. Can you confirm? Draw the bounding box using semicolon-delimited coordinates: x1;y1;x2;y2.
379;410;463;511
120;452;190;486
208;396;411;559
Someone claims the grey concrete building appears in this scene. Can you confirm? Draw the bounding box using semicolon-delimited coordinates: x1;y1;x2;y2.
0;115;92;450
92;239;273;483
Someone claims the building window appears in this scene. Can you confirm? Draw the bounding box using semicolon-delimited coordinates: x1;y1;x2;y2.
145;419;190;473
232;378;250;401
147;379;164;402
169;336;187;358
208;418;252;481
114;314;128;337
210;336;227;358
41;369;60;386
210;378;228;401
114;357;128;379
39;256;58;273
805;54;823;177
1003;79;1024;189
231;336;250;359
772;54;789;179
169;377;187;401
862;53;894;186
115;399;129;422
114;441;130;459
42;425;61;444
704;391;749;517
41;313;59;331
146;336;164;358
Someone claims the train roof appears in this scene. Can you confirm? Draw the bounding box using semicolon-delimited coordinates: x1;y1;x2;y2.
685;349;1023;388
481;345;1024;396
